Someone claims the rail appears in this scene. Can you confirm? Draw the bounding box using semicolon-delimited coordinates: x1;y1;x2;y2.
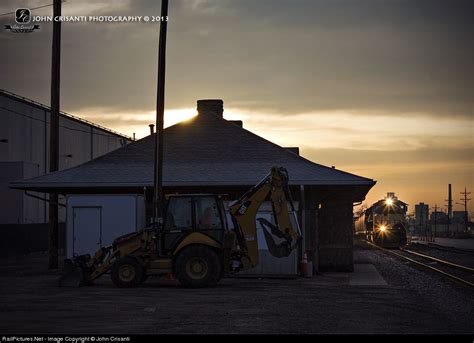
400;248;474;273
366;241;474;289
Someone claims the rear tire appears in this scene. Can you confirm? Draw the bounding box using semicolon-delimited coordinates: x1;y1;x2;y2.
111;256;144;288
175;246;221;288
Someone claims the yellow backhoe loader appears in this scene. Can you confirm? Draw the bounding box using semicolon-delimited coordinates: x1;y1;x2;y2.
59;166;302;288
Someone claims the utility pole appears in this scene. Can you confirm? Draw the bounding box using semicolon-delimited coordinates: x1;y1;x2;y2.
458;187;471;232
445;184;452;237
153;0;169;227
48;0;61;269
424;208;428;241
431;204;438;242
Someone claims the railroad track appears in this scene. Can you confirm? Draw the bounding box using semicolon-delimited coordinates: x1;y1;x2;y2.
366;241;474;288
412;242;474;256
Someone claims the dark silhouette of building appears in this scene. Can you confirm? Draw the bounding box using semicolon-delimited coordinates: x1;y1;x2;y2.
11;99;375;272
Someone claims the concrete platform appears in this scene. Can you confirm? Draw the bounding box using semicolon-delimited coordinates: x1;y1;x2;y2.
349;263;388;286
310;263;388;286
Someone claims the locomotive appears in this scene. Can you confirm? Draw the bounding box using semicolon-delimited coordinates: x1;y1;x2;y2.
355;192;408;248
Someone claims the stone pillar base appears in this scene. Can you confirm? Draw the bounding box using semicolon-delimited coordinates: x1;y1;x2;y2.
318;245;354;272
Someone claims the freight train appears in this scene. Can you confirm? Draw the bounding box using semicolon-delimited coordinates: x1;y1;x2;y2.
355;192;408;248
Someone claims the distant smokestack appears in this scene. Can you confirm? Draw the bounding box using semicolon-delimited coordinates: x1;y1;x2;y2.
197;99;223;118
149;124;155;135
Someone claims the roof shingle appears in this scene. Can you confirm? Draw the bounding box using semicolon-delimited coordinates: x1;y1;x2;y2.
11;111;375;190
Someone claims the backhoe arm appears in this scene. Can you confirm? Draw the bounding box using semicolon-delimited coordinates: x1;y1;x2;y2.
229;166;302;270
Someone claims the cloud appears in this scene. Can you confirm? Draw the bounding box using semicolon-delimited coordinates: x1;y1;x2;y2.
0;0;472;118
0;0;472;211
301;147;474;168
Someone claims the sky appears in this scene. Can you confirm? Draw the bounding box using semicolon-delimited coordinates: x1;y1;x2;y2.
0;0;473;214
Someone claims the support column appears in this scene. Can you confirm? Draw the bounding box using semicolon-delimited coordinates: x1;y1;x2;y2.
318;191;354;272
299;185;306;260
302;187;320;274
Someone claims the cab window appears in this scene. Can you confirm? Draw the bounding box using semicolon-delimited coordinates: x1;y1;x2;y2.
195;197;223;231
165;197;192;231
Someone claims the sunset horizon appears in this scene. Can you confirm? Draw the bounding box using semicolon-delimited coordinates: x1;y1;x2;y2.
2;0;471;216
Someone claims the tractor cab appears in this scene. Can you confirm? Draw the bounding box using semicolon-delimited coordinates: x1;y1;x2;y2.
161;194;228;254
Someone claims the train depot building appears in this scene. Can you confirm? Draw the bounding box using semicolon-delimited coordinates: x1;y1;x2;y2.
11;99;375;274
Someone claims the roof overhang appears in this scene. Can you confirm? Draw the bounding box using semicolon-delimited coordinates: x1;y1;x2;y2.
10;179;376;194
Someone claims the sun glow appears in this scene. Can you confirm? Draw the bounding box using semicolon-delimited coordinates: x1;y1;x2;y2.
164;108;198;127
80;107;198;139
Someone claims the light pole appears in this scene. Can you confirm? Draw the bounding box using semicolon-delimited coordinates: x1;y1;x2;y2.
48;0;61;270
153;0;169;232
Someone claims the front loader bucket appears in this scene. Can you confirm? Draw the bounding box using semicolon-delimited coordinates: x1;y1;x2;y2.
58;259;86;287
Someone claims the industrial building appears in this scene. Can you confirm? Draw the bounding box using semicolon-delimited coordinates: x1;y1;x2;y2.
452;211;468;225
11;99;375;273
415;203;430;234
420;205;469;237
430;211;447;224
0;90;131;253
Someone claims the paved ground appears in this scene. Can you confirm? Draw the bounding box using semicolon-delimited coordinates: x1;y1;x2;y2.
0;240;473;334
412;237;474;251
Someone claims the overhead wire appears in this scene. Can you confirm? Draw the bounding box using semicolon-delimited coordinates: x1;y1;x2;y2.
0;2;57;17
1;106;130;140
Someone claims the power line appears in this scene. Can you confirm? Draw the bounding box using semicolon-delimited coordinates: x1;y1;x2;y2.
1;89;131;139
0;106;130;140
0;3;56;18
0;1;68;17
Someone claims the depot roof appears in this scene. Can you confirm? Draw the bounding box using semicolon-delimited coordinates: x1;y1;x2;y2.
11;101;375;192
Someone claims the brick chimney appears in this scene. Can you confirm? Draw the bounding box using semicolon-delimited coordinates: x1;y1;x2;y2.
197;99;223;118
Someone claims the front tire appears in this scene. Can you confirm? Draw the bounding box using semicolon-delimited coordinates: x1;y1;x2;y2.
111;256;144;288
174;246;221;288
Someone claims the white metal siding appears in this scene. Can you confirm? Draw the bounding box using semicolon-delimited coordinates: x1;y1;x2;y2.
0;93;130;224
66;195;145;258
72;207;102;256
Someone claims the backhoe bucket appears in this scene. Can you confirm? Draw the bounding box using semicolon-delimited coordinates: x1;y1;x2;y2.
258;218;293;258
58;256;90;287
